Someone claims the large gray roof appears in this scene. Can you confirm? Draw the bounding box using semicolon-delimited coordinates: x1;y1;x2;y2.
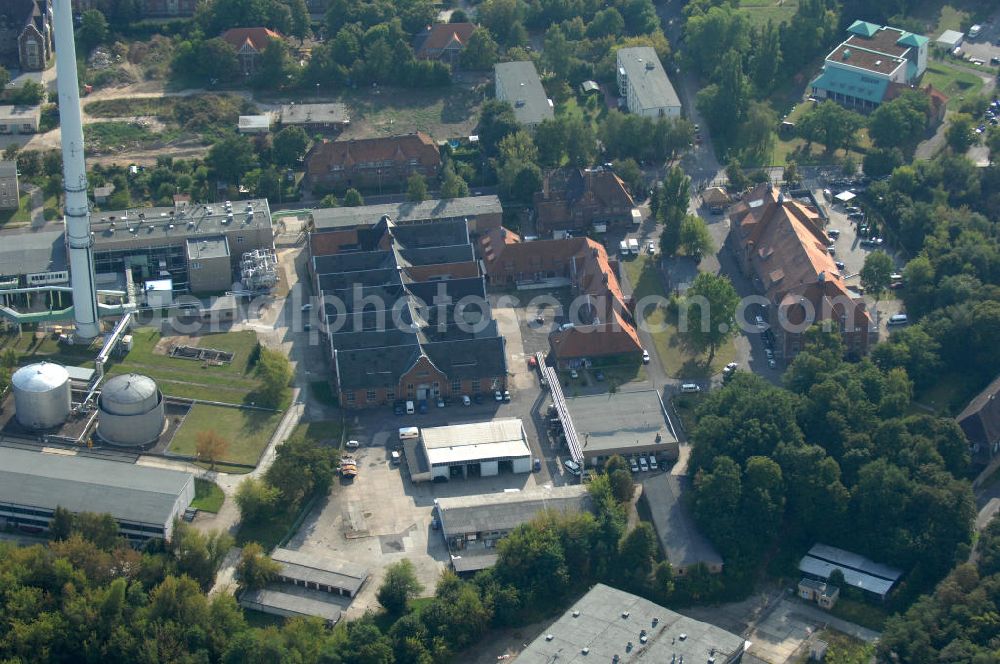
279;103;350;126
271;547;369;595
311;196;502;231
186;235;230;260
516;584;747;663
617;47;681;113
91;199;272;245
0;227;67;278
566;390;677;455
799;543;903;598
495;61;554;126
436;484;591;536
0;160;16;177
0;447;193;527
641;474;723;569
240;586;343;623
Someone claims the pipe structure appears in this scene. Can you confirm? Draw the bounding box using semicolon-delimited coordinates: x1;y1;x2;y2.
53;0;100;340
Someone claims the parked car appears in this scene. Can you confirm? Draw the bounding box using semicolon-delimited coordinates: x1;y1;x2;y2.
462;395;471;406
647;241;656;254
723;362;738;375
473;393;484;404
406;400;415;415
594;370;605;382
570;368;579;379
642;350;650;364
528;355;538;368
649;456;658;471
835;261;846;271
768;358;777;369
503;390;511;402
393;401;405;416
436;397;445;408
494;390;503;402
346;440;360;448
827;229;841;239
563;459;582;476
680;383;701;393
418;400;429;414
639;456;649;472
630;458;640;473
533;458;542;472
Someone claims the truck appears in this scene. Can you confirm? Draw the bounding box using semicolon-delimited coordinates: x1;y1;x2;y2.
628;238;640;255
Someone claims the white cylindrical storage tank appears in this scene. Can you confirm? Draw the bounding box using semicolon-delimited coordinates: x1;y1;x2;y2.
97;373;165;447
13;362;72;430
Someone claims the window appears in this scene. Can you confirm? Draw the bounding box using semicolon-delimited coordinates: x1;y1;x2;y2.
366;389;376;402
345;391;355;404
472;379;480;393
407;383;415;395
190;261;201;270
451;379;461;393
432;381;439;392
236;236;244;244
386;388;395;400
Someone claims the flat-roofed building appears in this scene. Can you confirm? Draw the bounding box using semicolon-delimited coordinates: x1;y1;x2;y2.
0;105;41;134
186;235;232;293
516;583;748;663
239;587;343;625
0;227;68;288
411;419;531;482
310;195;503;239
798;543;903;601
238;114;271;134
91;199;274;294
0;447;195;542
495;61;553;128
616;47;681;119
565;389;679;467
271;547;369;598
642;474;723;575
436;485;591;572
279;103;350;130
0;160;18;210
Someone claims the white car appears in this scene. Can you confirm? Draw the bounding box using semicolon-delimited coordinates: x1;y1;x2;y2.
649;456;658;471
462;395;471;406
768;358;777;369
642;350;650;364
346;440;360;449
563;459;582;476
680;383;701;393
723;362;738;374
639;457;649;472
647;241;656;254
494;390;503;402
630;457;640;473
570;368;579;379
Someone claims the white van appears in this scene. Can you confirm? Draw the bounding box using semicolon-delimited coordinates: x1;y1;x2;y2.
969;24;982;39
628;238;640;255
398;426;419;442
887;314;909;326
619;240;629;256
680;383;701;393
405;401;415;415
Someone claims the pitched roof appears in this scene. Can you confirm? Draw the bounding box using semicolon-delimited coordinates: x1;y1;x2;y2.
416;22;477;56
220;27;283;52
534;168;635;228
271;547;369;595
305;132;440;173
957;374;1000;448
436;484;591;536
616;46;681;112
494;61;553;126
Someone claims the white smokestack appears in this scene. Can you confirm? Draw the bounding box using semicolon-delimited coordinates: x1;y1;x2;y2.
53;0;100;340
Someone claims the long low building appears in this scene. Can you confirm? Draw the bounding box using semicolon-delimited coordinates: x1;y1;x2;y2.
310;195;502;239
565;390;679;467
271;547;369;598
516;583;748;663
799;542;903;601
642;474;723;575
239;586;343;626
407;419;532;482
435;484;591;572
0;446;195;541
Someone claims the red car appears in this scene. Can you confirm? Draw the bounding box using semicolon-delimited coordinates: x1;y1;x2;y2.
528;356;538;368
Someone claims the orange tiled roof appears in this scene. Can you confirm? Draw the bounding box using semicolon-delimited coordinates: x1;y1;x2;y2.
221;27;283;52
417;22;477;55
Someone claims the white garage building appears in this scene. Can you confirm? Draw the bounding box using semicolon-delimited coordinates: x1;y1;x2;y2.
414;419;532;481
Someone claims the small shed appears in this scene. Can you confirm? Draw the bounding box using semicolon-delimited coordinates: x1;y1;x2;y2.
702;186;731;209
834;190;856;204
238;114;271;134
580;80;600;95
93;183;115;204
936;29;964;50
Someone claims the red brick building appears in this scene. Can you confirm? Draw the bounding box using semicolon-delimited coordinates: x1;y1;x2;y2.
482;235;643;367
221;27;283;77
534;167;635;236
305;132;442;193
727;183;874;359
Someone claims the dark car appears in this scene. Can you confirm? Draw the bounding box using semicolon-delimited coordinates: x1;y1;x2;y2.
473;393;484;404
432;475;448;484
393;400;405;416
418;399;429;414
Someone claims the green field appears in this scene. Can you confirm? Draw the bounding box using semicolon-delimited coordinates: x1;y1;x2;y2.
922;61;985;109
106;328;263;403
169;403;283;469
0;194;32;228
292;419;343;445
0;330;103;367
622;256;736;379
191;478;225;513
738;0;799;28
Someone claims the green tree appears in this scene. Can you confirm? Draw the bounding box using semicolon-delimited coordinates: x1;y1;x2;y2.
460;28;499;70
320;193;340;207
868;91;929;155
750;20;782;95
78;9;109;52
679;214;713;258
206;135;254;184
617;523;657;589
343;188;364;206
235;476;281;522
679;272;739;362
407;173;428;202
0;65;9;91
288;0;311;42
946;114;977;153
73;512;121;550
860;250;894;304
272;126;308;168
171;521;234;591
235;542;280;591
740;456;785;547
255;346;291;408
266;435;340;503
658;166;690;257
50;505;74;540
377;559;424;615
797;101;864;154
440;165;469;199
477;100;520;158
478;0;525;45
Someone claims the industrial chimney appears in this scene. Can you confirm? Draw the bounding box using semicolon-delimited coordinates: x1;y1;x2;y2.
53;0;100;340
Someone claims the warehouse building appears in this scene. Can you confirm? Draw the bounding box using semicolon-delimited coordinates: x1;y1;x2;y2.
406;419;532;482
642;474;723;575
270;547;370;598
799;543;903;602
435;485;591;572
0;447;195;542
517;583;749;663
564;389;679;467
0;227;68;288
91;199;274;294
239;587;343;626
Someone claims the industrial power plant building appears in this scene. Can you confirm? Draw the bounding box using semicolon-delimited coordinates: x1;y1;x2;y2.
404;419;532;482
0;447;195;541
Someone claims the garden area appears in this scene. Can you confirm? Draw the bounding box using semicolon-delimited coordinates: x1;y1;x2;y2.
190;478;225;513
622;255;736;379
169;403;283;471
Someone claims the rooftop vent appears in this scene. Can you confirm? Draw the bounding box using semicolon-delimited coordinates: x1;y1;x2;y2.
652;618;659;627
842;49;851;60
646;61;655;70
875;59;882;66
572;610;580;618
515;99;525;107
679;633;688;641
545;634;554;641
622;611;630;619
581;647;589;655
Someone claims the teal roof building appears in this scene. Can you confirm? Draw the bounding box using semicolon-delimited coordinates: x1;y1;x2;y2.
811;22;928;111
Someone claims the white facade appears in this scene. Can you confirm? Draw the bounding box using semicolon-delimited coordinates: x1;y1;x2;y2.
616;47;681;119
422;419;531;480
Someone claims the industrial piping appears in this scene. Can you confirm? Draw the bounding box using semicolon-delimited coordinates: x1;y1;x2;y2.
53;0;100;340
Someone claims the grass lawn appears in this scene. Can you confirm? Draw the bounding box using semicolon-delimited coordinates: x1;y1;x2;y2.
771;102;870;167
292;420;343;444
191;478;225;513
829;598;889;631
0;329;103;367
737;0;799;28
922;61;984;109
241;608;287;628
0;194;33;228
622;256;736;379
106;328;263;403
793;628;873;664
170;403;283;468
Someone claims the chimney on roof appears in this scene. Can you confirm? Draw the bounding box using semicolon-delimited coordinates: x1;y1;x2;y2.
843;48;851;60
